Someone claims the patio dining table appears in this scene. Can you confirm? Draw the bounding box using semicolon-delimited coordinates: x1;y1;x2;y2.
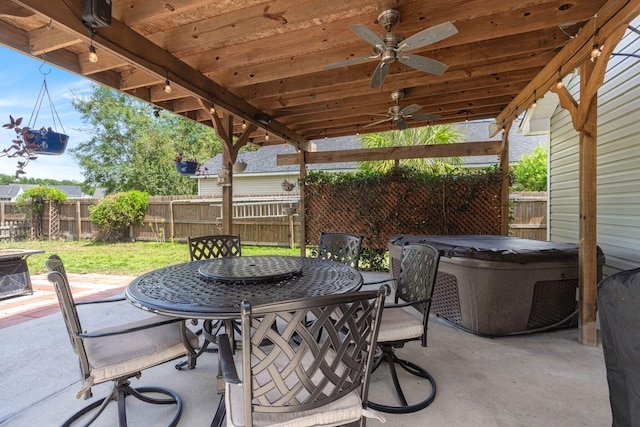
125;255;363;319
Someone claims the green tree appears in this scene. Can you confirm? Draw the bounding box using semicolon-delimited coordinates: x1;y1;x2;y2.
358;126;463;173
70;85;223;195
511;144;548;191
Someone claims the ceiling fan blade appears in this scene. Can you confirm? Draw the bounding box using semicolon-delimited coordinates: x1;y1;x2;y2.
323;53;379;70
363;117;392;128
410;113;441;121
398;54;449;75
397;22;458;52
395;119;409;131
349;24;386;49
400;104;422;115
370;62;390;88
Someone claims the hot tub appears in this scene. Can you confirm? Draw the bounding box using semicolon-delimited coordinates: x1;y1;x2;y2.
388;235;605;336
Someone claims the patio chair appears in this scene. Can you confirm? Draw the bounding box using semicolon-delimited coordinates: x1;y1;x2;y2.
45;254;198;427
217;287;388;427
176;234;242;370
367;243;440;414
317;232;364;269
188;234;242;260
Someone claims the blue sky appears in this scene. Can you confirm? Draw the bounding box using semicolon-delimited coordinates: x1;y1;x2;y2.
0;46;94;181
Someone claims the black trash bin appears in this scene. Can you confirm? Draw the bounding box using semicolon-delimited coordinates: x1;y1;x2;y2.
598;267;640;427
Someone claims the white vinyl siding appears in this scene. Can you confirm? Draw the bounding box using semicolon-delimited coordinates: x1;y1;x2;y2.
199;174;297;199
549;19;640;276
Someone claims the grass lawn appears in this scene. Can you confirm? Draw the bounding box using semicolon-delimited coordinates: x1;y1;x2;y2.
0;240;302;275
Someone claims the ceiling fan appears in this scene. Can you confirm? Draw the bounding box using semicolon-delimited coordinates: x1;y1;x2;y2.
323;8;457;88
363;89;440;131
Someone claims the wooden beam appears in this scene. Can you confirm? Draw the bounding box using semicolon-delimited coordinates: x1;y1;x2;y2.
493;0;640;132
13;0;310;150
277;140;502;165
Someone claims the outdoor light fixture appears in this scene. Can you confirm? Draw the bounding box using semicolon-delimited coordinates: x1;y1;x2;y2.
88;44;98;63
591;43;601;61
163;68;172;94
556;68;563;89
531;90;538;109
242;116;247;129
265;132;270;141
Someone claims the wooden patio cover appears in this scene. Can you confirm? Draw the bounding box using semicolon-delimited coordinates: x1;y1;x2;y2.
2;0;640;345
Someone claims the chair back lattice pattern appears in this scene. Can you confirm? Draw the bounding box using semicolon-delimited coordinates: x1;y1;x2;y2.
239;289;385;421
317;232;363;269
396;244;440;346
188;234;241;260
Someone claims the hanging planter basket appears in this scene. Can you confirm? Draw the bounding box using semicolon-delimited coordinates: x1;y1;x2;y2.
281;179;295;191
23;129;68;155
175;160;199;175
25;65;69;155
233;161;247;173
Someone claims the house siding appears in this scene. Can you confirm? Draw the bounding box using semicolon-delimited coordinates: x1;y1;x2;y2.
549;20;640;277
199;174;298;198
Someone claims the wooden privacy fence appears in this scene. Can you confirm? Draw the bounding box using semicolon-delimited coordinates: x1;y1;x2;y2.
0;197;301;246
510;192;548;240
0;192;545;245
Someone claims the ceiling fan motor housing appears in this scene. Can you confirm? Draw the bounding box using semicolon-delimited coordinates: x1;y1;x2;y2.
377;8;400;30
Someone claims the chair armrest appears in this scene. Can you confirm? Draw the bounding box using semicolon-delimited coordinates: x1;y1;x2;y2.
218;333;241;384
362;278;394;286
78;317;184;339
384;296;431;310
75;296;126;306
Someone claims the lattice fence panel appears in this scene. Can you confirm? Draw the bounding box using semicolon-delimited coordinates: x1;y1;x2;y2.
305;168;504;249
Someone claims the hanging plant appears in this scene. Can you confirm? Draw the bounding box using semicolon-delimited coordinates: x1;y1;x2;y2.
174;153;199;175
1;63;69;177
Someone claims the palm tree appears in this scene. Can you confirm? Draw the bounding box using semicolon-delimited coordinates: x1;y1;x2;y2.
358;125;463;173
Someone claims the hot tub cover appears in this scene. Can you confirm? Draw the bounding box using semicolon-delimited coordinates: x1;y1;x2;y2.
388;234;605;264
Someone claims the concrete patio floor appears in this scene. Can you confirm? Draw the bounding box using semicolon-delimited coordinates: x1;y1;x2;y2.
0;272;612;426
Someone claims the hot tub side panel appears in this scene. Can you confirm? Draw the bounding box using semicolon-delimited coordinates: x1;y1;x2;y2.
388;241;600;336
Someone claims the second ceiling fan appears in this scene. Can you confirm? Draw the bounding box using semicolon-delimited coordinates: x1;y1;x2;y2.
324;8;458;88
363;89;440;131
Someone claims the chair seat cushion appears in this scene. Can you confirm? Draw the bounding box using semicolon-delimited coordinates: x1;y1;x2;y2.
226;382;384;427
225;341;385;426
84;315;198;387
376;307;424;343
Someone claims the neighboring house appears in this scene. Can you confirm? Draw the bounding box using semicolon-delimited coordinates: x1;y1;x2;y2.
529;17;640;277
0;184;92;201
198;137;357;198
197;121;544;198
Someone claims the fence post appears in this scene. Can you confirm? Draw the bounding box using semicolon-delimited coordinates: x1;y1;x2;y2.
76;200;82;240
1;202;4;226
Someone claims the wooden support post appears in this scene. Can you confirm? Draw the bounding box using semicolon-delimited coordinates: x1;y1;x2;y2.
500;122;512;235
299;150;307;257
202;100;255;236
549;25;627;345
578;60;599;346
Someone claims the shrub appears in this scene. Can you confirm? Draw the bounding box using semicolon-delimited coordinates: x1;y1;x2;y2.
89;190;149;242
511;145;548;192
